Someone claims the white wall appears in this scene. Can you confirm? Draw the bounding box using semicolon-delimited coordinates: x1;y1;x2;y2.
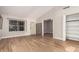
1;14;34;38
37;6;79;41
53;9;64;40
30;21;36;35
37;7;64;41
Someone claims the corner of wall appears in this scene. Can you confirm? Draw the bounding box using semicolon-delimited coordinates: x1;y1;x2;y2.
53;36;66;41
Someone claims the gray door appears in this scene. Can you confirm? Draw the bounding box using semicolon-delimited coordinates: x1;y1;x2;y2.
0;16;3;38
44;20;53;34
36;23;42;35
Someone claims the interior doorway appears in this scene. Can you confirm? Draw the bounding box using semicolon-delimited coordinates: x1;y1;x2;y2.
36;23;42;35
44;19;53;37
0;15;3;39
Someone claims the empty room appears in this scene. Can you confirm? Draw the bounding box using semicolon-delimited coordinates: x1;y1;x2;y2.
0;6;79;52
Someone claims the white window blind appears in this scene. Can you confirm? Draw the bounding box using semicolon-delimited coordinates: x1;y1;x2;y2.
66;13;79;40
66;20;79;39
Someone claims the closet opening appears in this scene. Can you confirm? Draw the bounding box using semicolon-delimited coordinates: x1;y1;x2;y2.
36;23;42;36
44;19;53;37
0;15;3;39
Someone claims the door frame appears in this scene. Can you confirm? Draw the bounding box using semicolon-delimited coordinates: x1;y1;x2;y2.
42;19;53;37
36;23;42;35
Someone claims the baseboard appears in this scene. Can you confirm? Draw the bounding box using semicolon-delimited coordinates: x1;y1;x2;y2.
53;37;65;41
1;34;31;39
67;38;79;41
1;34;66;42
30;34;36;36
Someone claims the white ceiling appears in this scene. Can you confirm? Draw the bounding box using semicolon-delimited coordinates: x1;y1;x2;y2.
0;6;54;20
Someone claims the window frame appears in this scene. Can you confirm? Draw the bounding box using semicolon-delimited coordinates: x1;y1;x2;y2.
9;20;25;32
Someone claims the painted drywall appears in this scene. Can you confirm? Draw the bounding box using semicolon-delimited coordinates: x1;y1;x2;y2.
53;9;64;40
37;7;64;41
1;14;36;38
30;22;36;35
37;6;79;41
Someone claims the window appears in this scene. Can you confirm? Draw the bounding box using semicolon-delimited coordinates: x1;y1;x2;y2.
9;20;25;31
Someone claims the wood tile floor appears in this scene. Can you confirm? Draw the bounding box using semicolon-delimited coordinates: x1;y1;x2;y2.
0;35;79;52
